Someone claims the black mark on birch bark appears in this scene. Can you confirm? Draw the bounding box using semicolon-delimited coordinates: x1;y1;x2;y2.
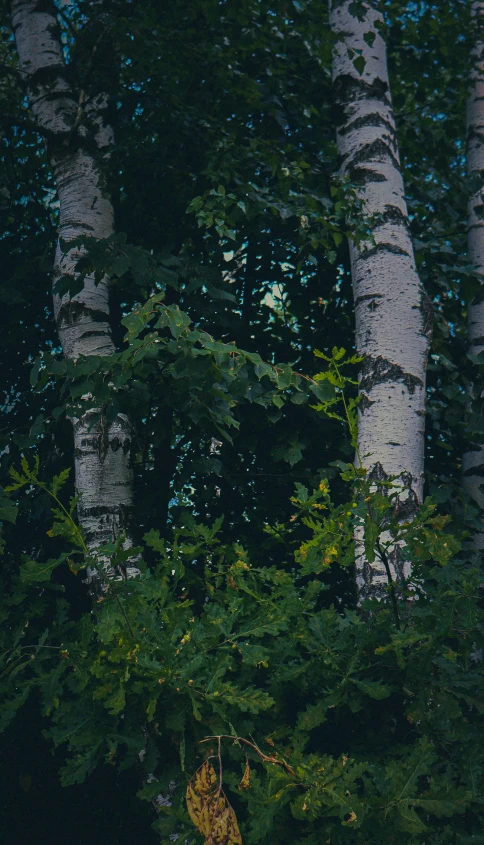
368;459;388;487
77;503;134;543
350;166;387;184
360;355;423;394
358;393;374;414
358;242;410;260
463;465;484;478
377;205;410;229
345;138;400;171
471;285;484;306
33;0;60;15
468;221;484;234
338;111;395;137
78;504;132;518
27;66;71;95
467;126;484;146
333;74;390;111
467;166;484;184
57;301;110;327
355;292;383;307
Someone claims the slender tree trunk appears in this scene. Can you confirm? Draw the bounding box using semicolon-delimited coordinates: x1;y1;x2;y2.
464;0;484;547
329;0;431;598
12;0;135;571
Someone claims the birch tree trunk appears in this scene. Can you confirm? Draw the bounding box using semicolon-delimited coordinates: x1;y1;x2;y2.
329;0;431;598
12;0;135;573
464;0;484;548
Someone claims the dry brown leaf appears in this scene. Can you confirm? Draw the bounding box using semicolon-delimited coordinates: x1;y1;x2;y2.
206;803;241;845
237;761;251;791
186;761;218;836
186;760;242;845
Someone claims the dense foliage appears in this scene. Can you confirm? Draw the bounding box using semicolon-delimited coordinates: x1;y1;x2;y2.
0;1;483;843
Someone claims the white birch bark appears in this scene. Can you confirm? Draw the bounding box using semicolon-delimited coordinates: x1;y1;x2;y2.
12;0;135;572
464;0;484;547
329;0;431;598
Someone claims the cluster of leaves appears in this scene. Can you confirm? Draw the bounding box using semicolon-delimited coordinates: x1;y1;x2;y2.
187;171;371;266
1;350;483;843
26;232;346;548
37;234;333;441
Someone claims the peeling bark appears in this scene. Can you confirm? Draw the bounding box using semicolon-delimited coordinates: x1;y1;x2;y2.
12;0;135;572
464;1;484;547
329;0;430;598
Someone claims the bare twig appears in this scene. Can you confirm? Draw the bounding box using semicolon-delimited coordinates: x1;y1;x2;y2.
200;734;297;778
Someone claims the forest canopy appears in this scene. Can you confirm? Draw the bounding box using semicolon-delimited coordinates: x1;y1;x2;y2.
0;1;483;844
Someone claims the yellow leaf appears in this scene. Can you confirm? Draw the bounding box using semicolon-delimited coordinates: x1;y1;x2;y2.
186;761;218;836
186;760;242;845
238;761;251;791
206;802;241;845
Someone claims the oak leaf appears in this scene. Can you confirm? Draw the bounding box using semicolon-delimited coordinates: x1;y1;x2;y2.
187;760;242;845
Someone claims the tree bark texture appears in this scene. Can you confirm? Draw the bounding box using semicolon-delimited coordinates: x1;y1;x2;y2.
12;0;134;564
329;0;431;597
464;0;484;546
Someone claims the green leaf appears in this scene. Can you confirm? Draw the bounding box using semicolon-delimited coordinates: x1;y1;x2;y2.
30;356;43;388
0;491;17;524
60;743;102;786
352;55;366;75
363;31;376;47
294;482;309;503
52;274;84;298
349;678;392;699
297;700;328;730
276;364;293;390
122;292;165;339
156;304;192;338
111;254;130;277
237;643;270;666
209;684;274;713
254;361;273;380
313;349;331;361
284;442;304;467
20;557;65;583
51;468;71;497
309;382;336;402
146;697;158;722
395;804;427;834
331;347;346;361
363;514;379;564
